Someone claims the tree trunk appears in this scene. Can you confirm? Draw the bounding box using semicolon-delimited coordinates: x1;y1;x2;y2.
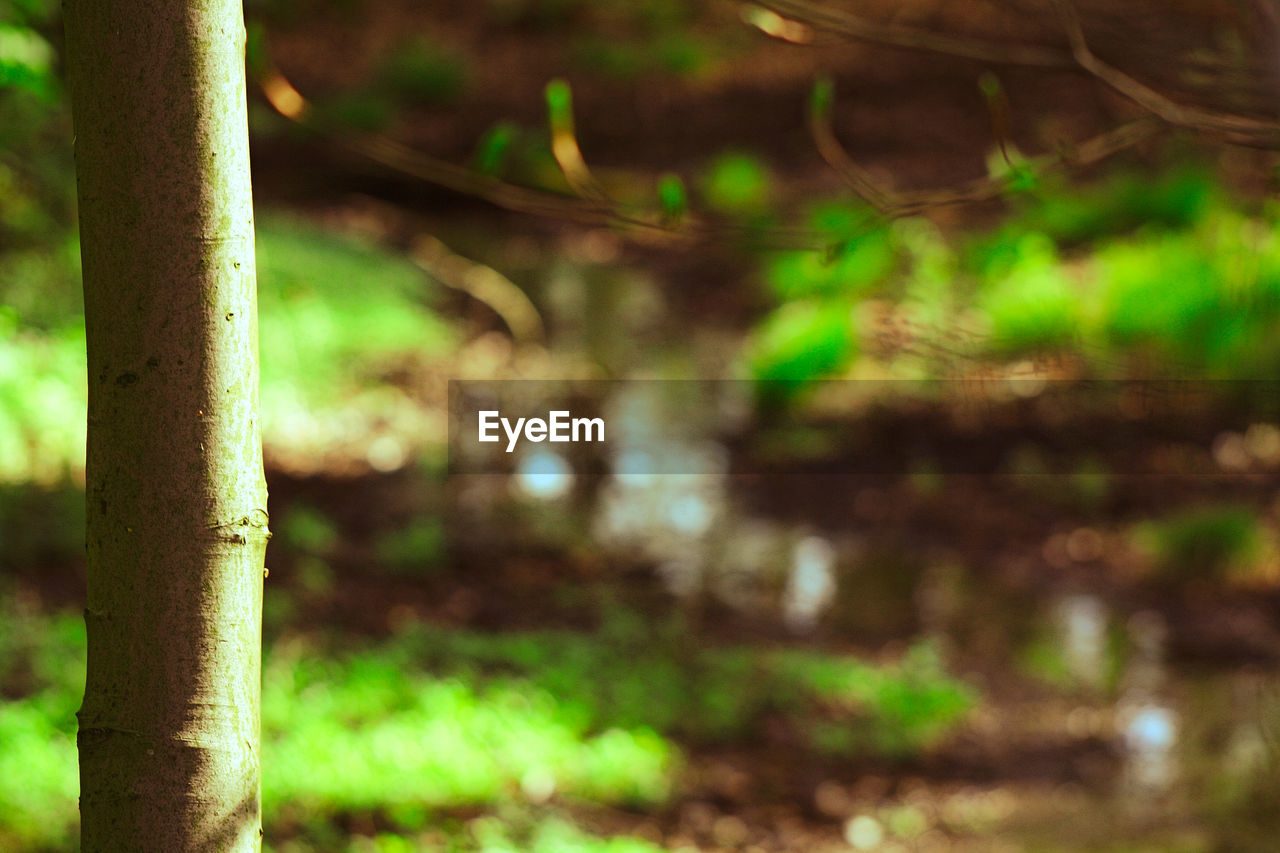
63;1;268;849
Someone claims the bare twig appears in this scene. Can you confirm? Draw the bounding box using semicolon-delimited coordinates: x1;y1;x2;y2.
808;76;1163;217
255;67;833;249
747;0;1074;68
1049;0;1280;147
544;79;612;202
410;234;546;344
749;0;1280;149
258;68;688;236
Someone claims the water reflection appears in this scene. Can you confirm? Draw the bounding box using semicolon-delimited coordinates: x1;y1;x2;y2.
783;535;838;632
1117;611;1178;804
482;375;1280;847
718;517;791;614
590;382;845;620
513;449;574;501
592;384;729;599
1056;594;1108;689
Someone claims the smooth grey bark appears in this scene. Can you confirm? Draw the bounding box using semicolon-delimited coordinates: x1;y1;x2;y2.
63;0;269;849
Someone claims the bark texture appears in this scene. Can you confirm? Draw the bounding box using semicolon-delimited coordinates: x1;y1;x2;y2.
63;0;268;849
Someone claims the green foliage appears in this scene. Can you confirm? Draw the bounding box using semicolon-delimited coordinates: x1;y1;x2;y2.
376;37;469;106
0;232;81;328
1093;232;1214;366
310;91;397;133
0;21;57;101
0;606;679;849
0;214;458;492
766;207;895;301
0;698;79;850
1017;617;1124;693
702;152;771;216
0;597;85;708
0;3;74;268
279;504;341;556
650;32;707;76
0;596;973;850
1134;504;1264;582
973;166;1217;255
473;121;520;177
1017;632;1073;689
544;78;575;133
0;79;76;283
977;71;1002;102
772;642;975;757
571;32;709;80
0;215;455;486
245;19;270;77
746;299;856;395
374;517;446;574
750;163;1280;402
263;651;677;814
0;599;83;852
0;479;84;569
977;233;1081;356
744;205;953;399
1092;210;1280;376
390;623;973;755
471;122;568;191
0;318;87;484
261;628;683;819
656;172;687;223
894;217;959;324
342;816;671;853
255;215;454;419
471;816;668;853
809;76;834;120
1066;456;1112;515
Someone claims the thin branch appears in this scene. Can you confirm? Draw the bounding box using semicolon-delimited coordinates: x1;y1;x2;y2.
749;0;1280;149
979;72;1016;172
808;77;1164;217
1050;0;1280;147
255;67;831;250
258;68;684;234
410;234;546;344
345;133;613;225
544;79;611;202
255;21;1212;254
748;0;1075;68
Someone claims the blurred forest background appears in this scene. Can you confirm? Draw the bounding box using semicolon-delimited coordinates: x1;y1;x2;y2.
4;0;1280;850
